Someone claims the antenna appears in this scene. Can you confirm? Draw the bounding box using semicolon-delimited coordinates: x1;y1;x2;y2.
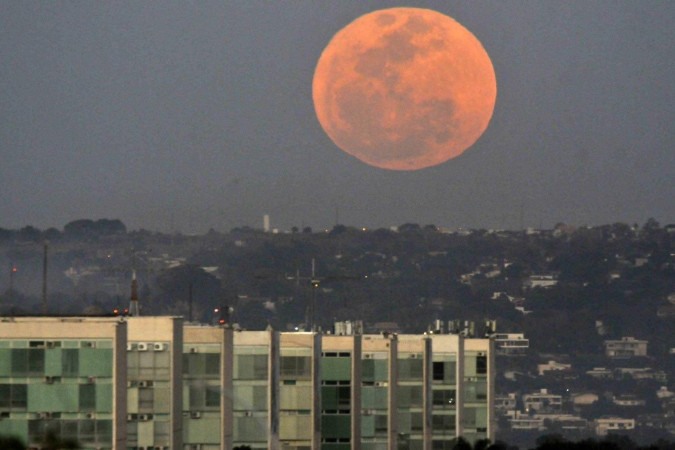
42;242;48;314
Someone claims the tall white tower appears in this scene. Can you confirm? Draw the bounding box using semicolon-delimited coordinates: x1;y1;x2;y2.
129;270;140;316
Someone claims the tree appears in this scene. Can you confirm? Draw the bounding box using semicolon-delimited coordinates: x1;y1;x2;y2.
0;435;26;450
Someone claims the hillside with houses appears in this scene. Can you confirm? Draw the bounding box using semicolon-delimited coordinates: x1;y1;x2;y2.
1;219;674;445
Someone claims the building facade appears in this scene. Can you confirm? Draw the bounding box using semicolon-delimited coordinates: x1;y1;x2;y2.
0;317;494;450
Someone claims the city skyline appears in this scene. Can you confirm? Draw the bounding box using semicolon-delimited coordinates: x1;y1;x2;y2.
1;2;673;233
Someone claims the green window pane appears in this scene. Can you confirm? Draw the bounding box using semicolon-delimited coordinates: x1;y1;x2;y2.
0;349;11;375
280;356;311;379
205;386;221;408
397;386;423;408
79;384;96;411
235;355;268;380
398;359;423;381
80;348;112;377
11;349;28;376
62;349;79;376
45;348;62;376
0;385;8;408
96;419;113;444
12;384;27;409
28;349;45;375
61;420;78;441
432;389;456;408
28;384;78;412
321;415;350;439
205;353;220;376
322;386;338;410
96;383;113;412
321;358;351;381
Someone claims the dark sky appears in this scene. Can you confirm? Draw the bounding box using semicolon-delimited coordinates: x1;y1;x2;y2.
2;1;673;233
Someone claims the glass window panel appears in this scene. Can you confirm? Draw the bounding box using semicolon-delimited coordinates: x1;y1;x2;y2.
205;386;221;408
190;386;204;409
79;419;96;442
476;356;487;375
11;349;28;376
138;352;154;379
398;359;423;381
205;353;220;376
411;412;423;431
80;349;112;377
432;389;456;408
138;388;153;412
62;349;79;376
154;387;171;413
464;356;476;377
432;414;455;430
236;355;268;380
362;359;374;381
154;351;171;379
397;386;423;408
235;416;267;442
280;356;311;379
96;383;113;413
79;384;96;411
321;358;351;381
433;362;444;381
96;420;113;444
12;384;27;409
0;385;9;408
252;385;267;410
61;420;78;440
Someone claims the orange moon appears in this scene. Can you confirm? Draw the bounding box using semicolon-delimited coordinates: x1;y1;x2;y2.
312;7;497;171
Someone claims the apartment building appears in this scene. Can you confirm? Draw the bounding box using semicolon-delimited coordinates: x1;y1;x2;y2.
0;317;493;450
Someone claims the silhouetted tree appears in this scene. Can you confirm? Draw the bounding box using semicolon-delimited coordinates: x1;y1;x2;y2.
0;435;26;450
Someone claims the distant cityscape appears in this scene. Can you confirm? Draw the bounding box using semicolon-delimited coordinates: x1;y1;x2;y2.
0;218;673;449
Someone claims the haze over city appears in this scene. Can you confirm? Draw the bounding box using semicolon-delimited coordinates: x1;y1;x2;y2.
2;2;673;234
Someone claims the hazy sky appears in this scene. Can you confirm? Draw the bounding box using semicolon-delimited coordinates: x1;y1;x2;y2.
2;1;673;233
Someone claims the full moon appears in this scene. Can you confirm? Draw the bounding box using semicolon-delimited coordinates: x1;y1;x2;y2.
312;8;497;171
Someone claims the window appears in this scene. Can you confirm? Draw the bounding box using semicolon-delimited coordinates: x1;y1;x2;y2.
432;389;456;407
398;359;423;381
433;362;444;381
280;356;311;379
205;386;221;408
476;355;487;375
62;349;79;376
79;384;96;411
236;355;268;380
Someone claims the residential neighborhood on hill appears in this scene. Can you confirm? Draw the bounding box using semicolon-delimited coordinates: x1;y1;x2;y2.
0;218;673;447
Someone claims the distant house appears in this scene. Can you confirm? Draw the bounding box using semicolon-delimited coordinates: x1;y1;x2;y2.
495;393;518;413
615;367;667;382
494;333;529;355
524;274;559;289
523;389;563;415
572;393;599;406
587;367;613;379
612;395;646;407
537;360;572;376
604;336;648;358
595;417;635;436
509;414;546;431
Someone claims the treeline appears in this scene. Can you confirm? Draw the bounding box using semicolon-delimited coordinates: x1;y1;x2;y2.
0;219;126;243
0;434;672;450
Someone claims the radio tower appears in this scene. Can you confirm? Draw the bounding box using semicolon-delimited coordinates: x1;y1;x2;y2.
129;270;140;317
